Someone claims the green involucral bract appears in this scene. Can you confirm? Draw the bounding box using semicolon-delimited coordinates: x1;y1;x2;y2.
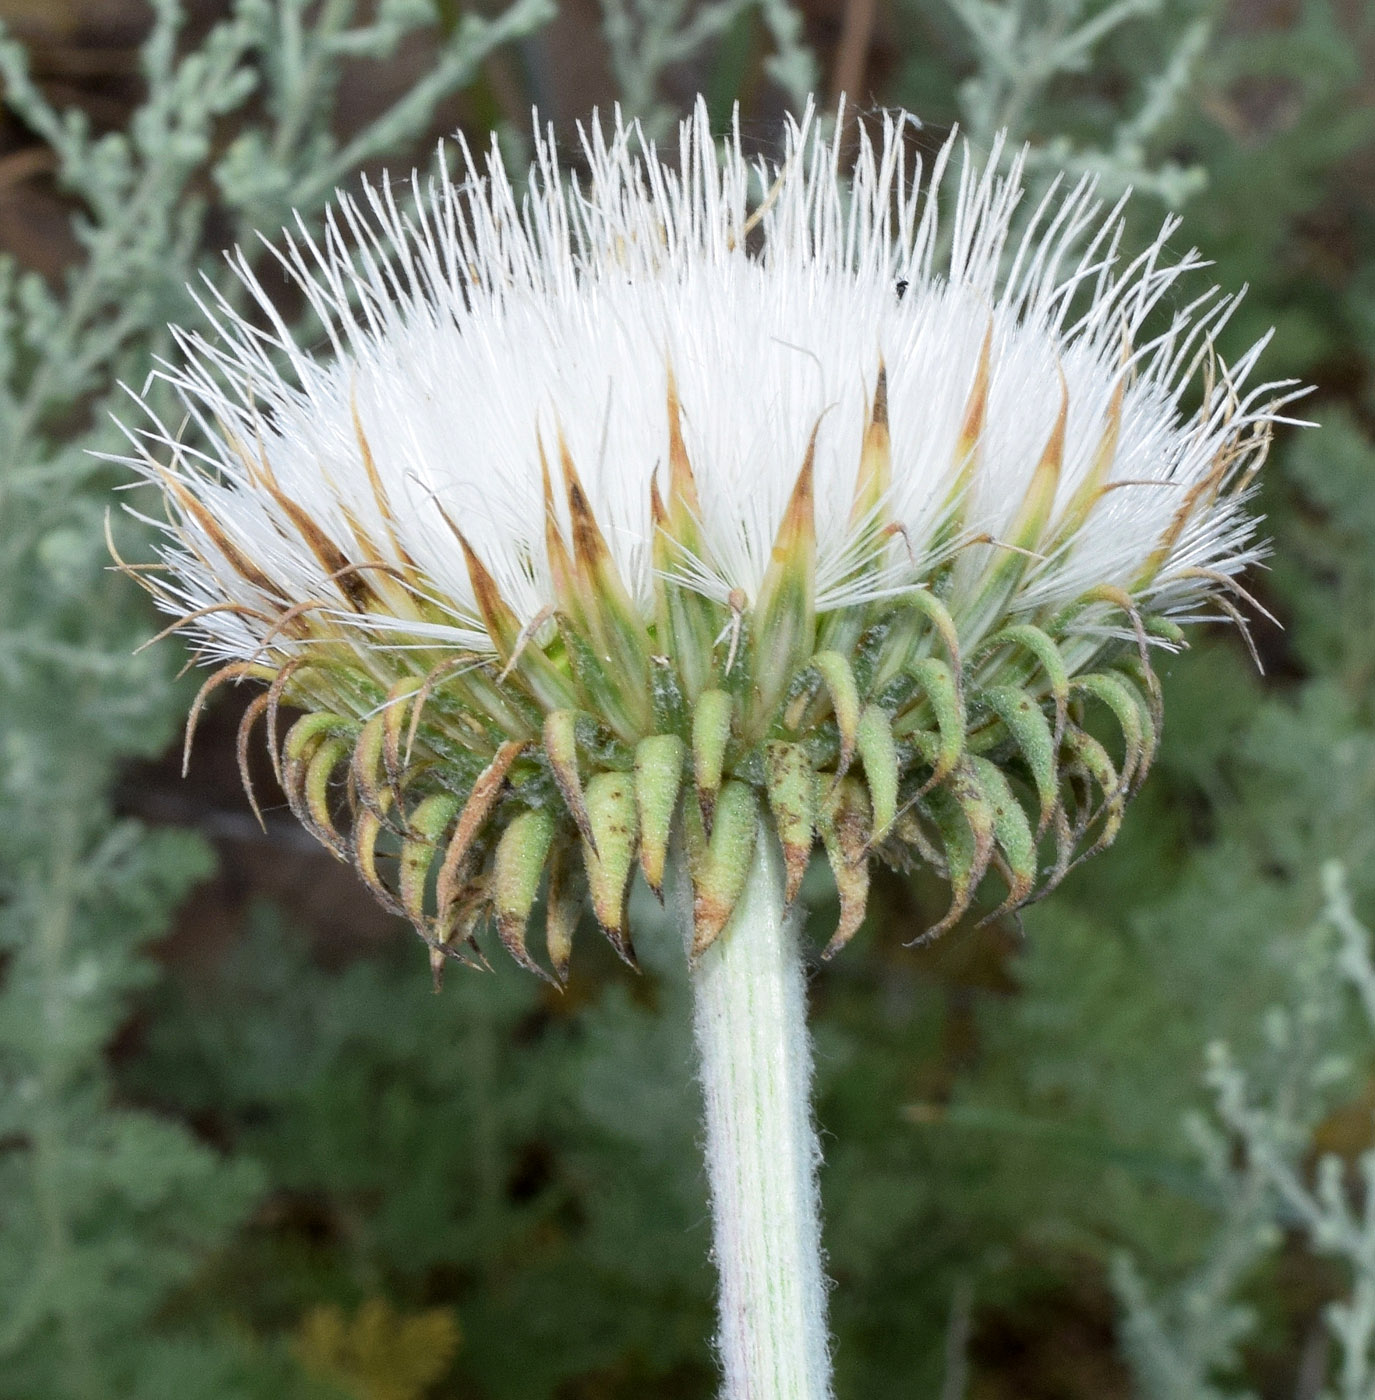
179;363;1191;985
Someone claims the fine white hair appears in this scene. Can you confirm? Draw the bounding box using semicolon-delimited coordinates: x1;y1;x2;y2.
117;98;1305;665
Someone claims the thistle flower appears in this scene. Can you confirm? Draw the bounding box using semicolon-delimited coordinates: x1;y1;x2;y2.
119;99;1308;1399
121;100;1296;985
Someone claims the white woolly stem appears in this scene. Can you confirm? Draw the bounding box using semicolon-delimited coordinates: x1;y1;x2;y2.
678;821;833;1400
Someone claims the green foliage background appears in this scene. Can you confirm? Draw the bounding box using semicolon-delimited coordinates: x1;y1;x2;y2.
0;1;1372;1396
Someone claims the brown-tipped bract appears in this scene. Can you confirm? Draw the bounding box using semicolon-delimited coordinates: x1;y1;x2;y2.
165;355;1187;979
493;809;558;982
689;781;760;959
635;734;687;896
582;772;640;967
692;689;734;829
135;108;1284;985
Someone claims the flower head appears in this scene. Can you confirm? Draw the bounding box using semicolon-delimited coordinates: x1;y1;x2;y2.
121;100;1300;982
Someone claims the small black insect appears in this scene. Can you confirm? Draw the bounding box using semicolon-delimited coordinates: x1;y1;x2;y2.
895;278;909;301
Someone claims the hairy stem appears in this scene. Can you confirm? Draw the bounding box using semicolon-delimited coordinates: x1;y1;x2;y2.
678;821;833;1400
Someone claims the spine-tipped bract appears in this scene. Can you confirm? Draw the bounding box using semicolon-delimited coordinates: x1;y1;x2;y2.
120;98;1301;980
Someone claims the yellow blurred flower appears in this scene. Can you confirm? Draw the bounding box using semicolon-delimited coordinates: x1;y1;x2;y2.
295;1297;460;1400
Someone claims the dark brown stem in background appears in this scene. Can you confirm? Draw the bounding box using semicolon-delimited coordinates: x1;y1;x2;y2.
831;0;878;108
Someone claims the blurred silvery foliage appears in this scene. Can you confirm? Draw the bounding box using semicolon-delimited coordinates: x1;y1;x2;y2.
870;1;1375;1396
598;0;815;135
942;0;1212;203
1114;863;1375;1400
888;0;1219;213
